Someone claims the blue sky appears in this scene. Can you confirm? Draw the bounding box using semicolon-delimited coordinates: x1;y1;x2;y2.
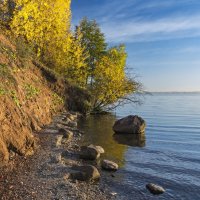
71;0;200;92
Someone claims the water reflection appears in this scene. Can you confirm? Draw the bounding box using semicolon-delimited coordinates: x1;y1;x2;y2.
78;114;128;167
113;133;146;147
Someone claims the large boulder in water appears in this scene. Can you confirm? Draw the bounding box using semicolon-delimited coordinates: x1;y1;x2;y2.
113;115;146;134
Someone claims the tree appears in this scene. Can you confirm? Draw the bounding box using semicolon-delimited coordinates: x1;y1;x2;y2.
64;28;89;88
11;0;71;71
91;45;140;112
76;18;107;84
10;1;89;87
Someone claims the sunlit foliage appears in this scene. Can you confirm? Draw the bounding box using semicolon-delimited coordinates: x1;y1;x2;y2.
9;1;140;113
92;45;138;112
64;28;89;88
11;0;71;71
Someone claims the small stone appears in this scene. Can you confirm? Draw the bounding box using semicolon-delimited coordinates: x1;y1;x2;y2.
146;183;165;195
110;192;117;196
63;130;73;140
101;160;118;171
80;146;100;160
66;113;78;121
71;165;100;182
68;115;76;121
88;144;105;154
59;128;73;143
43;129;59;134
68;121;77;127
63;173;71;180
55;135;63;147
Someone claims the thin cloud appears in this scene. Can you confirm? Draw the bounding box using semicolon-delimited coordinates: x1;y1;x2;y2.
101;15;200;43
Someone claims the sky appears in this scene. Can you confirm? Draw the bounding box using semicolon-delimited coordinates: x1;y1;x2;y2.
71;0;200;92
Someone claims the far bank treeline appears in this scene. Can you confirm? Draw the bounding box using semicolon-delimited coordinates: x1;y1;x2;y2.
1;0;141;113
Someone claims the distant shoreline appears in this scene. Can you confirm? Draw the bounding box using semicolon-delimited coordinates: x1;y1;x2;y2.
144;91;200;94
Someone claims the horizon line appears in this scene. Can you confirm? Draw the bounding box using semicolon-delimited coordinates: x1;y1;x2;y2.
144;91;200;93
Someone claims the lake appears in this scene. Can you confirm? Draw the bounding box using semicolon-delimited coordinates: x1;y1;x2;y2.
78;93;200;200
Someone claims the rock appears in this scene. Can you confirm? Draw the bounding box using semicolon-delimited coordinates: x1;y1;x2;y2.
55;135;63;147
68;114;77;121
110;192;117;196
61;118;71;124
71;165;100;182
88;144;105;154
63;173;71;180
113;115;146;134
68;121;77;127
146;183;165;195
101;160;118;171
59;128;73;143
80;146;100;160
43;129;59;134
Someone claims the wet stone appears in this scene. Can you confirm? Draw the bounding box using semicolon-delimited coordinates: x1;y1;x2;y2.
146;183;165;195
101;160;118;171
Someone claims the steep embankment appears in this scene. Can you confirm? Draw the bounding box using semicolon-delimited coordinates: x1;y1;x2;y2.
0;27;68;165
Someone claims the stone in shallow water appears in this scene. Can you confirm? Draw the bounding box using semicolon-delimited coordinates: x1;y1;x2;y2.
146;183;165;195
101;160;118;171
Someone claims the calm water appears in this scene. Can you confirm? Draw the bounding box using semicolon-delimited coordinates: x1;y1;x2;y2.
78;93;200;200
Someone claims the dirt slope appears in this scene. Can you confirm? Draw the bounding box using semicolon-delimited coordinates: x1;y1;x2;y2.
0;28;65;165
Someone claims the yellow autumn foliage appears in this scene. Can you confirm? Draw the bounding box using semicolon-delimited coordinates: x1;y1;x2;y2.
11;0;71;71
64;28;89;87
9;2;140;112
92;45;137;111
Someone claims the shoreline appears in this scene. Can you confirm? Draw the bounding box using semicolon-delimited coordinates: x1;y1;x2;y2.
0;112;116;200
